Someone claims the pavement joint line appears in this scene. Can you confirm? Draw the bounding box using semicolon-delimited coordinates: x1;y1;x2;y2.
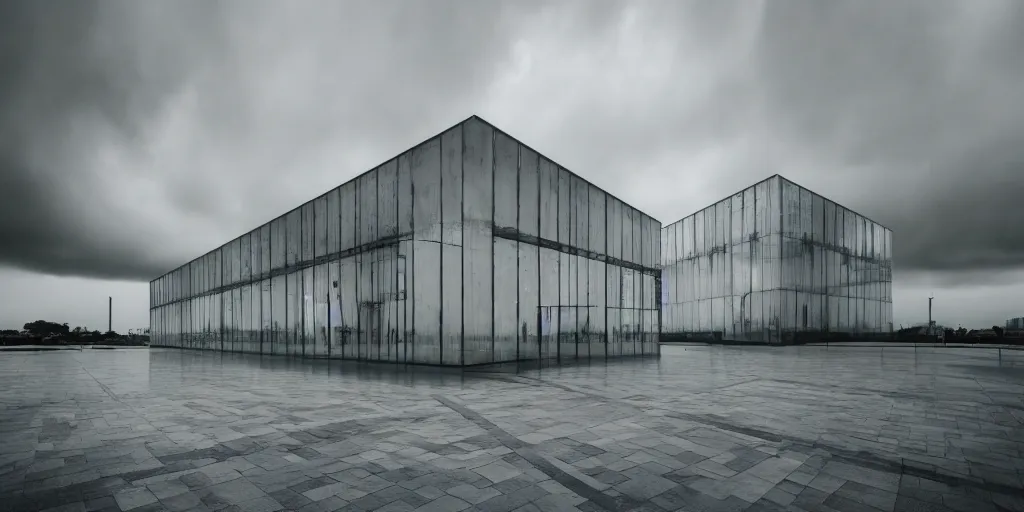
483;372;1024;498
432;394;644;512
4;346;1023;511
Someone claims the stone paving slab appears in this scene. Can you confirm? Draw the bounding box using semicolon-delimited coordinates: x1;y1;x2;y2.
0;346;1022;511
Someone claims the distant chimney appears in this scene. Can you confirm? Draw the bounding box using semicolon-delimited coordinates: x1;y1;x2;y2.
108;297;112;333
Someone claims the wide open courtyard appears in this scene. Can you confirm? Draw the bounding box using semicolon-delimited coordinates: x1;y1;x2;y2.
1;345;1022;512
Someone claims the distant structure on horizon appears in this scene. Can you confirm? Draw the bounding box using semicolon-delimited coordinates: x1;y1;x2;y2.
660;175;894;344
1007;317;1024;330
149;115;661;365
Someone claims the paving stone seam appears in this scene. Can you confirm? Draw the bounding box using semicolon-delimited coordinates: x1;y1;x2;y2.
764;377;925;401
431;394;644;512
77;360;127;406
488;373;1024;498
74;355;170;451
14;410;447;498
686;377;764;394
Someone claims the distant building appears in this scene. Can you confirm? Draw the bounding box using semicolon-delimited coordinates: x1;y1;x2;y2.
902;323;946;336
1006;317;1024;330
660;175;893;344
149;116;661;365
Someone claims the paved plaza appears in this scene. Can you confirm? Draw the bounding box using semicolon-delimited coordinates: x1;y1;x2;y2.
1;345;1023;512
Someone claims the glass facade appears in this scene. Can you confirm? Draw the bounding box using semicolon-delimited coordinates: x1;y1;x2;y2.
149;117;661;365
661;175;893;343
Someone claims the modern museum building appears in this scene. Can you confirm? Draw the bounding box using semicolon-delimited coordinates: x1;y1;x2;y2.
149;116;662;365
660;175;893;343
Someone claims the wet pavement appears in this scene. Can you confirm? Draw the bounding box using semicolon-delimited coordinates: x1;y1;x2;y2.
1;345;1023;511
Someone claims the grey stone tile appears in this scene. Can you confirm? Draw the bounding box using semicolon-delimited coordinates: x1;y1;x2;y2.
724;446;773;470
775;479;805;495
343;492;396;511
302;481;350;502
202;477;266;504
825;493;885;512
296;495;349;512
615;466;678;500
591;469;629;486
445;483;501;504
822;461;901;493
378;467;432;485
473;461;523;484
504;484;548;504
895;495;956;512
991;493;1024;512
835;480;897;511
415;484;445;500
792;486;831;511
944;490;1003;512
399;492;432;509
161;491;205;512
530;493;585;512
414;495;470;512
651;484;751;512
126;504;173;512
267;488;313;510
39;504;87;512
744;456;804;485
3;347;1024;512
365;485;424;506
288;476;337;495
347;474;394;494
763;487;796;506
727;472;776;503
509;505;542;512
235;496;283;512
786;470;817;486
84;496;119;512
685;476;735;500
746;499;792;512
673;450;707;466
179;471;214;490
376;501;417;512
146;479;189;500
808;471;848;494
897;483;945;506
605;459;638;472
636;462;673;476
475;487;536;512
113;487;159;511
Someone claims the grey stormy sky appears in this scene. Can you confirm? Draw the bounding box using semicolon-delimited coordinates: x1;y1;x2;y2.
1;0;1023;332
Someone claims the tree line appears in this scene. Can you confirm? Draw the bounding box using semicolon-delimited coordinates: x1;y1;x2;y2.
0;320;124;339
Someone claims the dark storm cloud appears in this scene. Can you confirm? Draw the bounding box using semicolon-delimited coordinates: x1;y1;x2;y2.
750;1;1024;272
0;1;229;279
0;0;548;280
541;1;1024;274
0;1;209;280
2;0;1022;283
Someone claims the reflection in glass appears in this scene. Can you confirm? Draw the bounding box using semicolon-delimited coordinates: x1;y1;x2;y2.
661;175;893;343
149;117;660;364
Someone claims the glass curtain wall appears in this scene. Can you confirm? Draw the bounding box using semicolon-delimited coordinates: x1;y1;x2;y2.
149;117;661;365
661;175;892;343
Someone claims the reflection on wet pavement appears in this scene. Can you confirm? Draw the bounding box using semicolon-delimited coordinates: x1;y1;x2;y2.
1;345;1022;511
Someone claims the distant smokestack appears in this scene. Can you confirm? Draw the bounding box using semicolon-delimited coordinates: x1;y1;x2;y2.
108;297;112;333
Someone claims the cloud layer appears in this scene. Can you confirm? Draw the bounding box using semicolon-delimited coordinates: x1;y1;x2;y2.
2;0;1023;282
